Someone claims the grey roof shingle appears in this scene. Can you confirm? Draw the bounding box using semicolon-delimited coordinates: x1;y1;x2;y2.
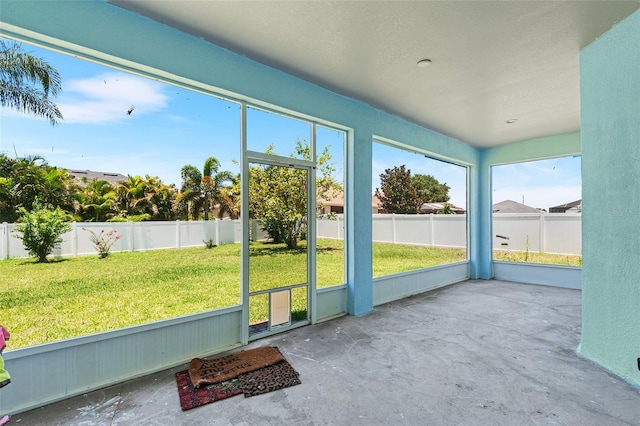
67;169;127;185
492;199;541;214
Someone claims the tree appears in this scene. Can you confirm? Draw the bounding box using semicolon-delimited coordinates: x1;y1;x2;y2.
38;166;78;214
217;173;241;219
0;40;63;125
375;165;422;214
0;154;76;222
249;140;337;249
113;175;177;221
114;175;148;219
178;157;233;221
73;178;118;222
143;175;177;220
13;203;71;262
411;174;450;204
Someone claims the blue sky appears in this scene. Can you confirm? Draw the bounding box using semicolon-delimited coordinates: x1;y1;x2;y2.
492;156;582;211
1;37;581;211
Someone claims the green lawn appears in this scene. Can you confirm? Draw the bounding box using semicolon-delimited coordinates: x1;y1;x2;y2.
1;239;574;349
493;250;582;266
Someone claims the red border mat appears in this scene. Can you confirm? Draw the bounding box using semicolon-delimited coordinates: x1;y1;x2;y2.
175;370;243;411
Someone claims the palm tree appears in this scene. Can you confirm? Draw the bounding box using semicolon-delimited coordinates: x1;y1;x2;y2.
178;157;233;221
0;40;63;125
74;178;118;222
39;167;77;214
218;173;241;219
141;175;177;220
115;175;149;219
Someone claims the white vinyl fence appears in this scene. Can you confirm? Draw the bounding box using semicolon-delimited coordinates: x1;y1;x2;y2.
371;214;467;248
0;213;582;260
318;213;581;255
492;213;582;256
0;220;243;260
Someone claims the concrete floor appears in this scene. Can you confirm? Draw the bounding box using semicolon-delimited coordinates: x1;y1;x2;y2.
10;280;640;425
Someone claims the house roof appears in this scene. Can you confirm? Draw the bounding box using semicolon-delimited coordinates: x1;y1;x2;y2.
317;188;344;207
420;202;466;214
67;169;127;185
492;200;541;214
111;1;639;148
549;199;582;212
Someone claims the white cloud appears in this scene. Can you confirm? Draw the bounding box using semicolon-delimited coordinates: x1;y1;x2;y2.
57;72;169;124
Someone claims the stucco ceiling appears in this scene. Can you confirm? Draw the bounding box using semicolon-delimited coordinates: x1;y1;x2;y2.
110;1;640;148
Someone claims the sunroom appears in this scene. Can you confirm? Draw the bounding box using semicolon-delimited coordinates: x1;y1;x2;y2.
1;0;639;419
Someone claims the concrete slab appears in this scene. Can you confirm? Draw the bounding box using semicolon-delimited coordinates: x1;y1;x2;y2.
9;280;640;425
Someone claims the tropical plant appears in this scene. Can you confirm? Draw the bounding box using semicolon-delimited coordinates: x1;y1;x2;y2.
143;175;177;220
114;175;148;218
13;203;71;262
110;175;178;221
73;178;118;222
38;166;78;214
178;157;233;221
437;204;455;215
83;228;121;258
0;154;77;222
217;173;241;219
0;40;63;125
0;153;177;223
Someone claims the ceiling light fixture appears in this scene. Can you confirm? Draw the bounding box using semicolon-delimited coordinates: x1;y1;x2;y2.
505;118;518;124
416;59;432;68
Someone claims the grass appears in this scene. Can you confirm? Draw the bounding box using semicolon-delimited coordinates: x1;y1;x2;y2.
493;250;582;266
372;243;466;277
0;239;575;349
2;245;243;348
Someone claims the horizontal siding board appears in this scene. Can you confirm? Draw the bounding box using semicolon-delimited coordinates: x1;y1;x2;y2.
2;308;242;414
373;262;469;306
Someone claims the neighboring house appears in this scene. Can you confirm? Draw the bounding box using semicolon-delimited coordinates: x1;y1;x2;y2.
492;199;542;214
371;196;465;214
317;188;344;215
371;195;386;214
419;202;466;214
67;169;127;185
549;199;582;213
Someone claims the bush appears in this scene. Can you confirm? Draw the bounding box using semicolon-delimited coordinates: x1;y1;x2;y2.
83;228;121;258
13;205;71;262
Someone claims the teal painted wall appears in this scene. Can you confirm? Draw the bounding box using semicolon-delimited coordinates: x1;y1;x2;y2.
482;132;580;166
0;0;476;316
579;10;640;386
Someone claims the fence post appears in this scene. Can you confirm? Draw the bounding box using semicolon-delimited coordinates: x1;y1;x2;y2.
430;214;435;247
176;220;181;249
391;214;396;244
215;220;220;246
128;221;135;252
539;214;545;253
337;215;342;240
72;222;78;257
2;222;8;260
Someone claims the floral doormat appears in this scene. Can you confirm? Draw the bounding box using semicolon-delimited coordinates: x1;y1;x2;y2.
175;370;243;411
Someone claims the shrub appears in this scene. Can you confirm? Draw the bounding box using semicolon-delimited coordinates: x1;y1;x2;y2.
13;205;71;262
83;228;121;258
